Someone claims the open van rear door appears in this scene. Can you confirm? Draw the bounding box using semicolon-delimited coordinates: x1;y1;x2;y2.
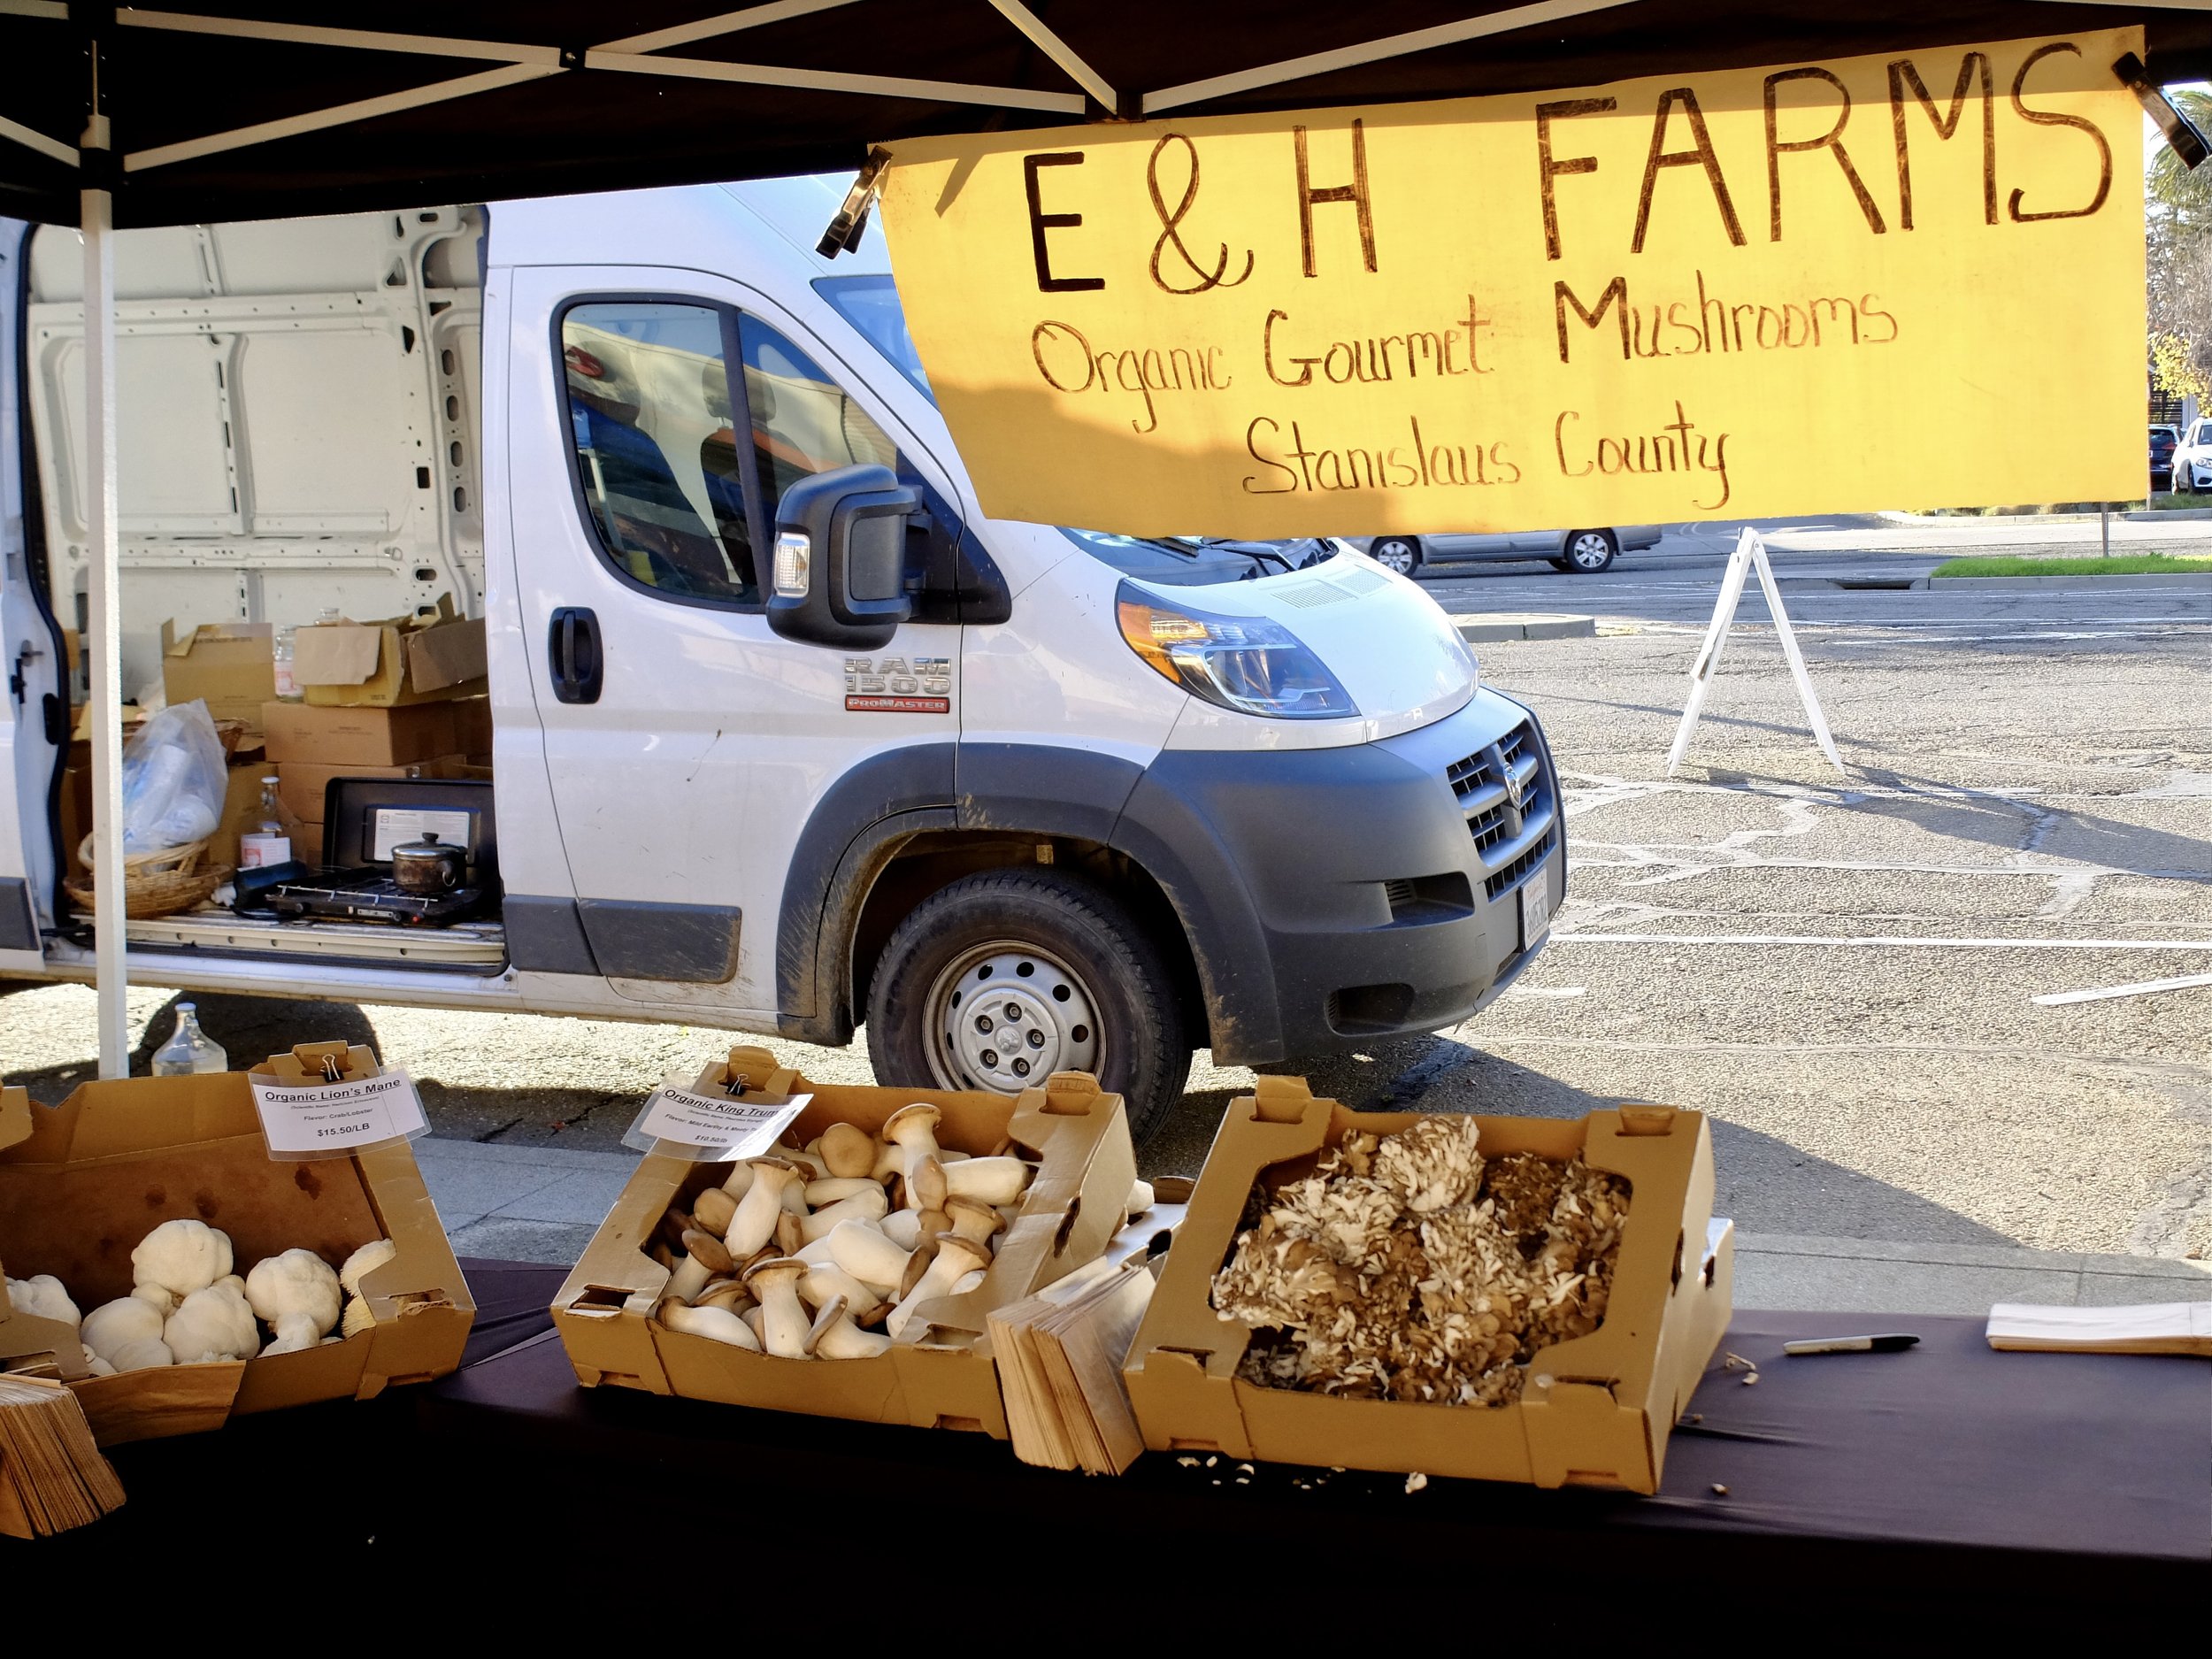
0;223;63;970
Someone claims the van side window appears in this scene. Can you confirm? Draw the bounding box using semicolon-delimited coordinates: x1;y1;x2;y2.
560;301;760;605
735;315;901;518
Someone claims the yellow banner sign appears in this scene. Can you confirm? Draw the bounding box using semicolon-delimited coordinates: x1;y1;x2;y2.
880;30;2144;536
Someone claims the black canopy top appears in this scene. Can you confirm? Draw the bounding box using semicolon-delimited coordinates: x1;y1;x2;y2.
3;1;2207;229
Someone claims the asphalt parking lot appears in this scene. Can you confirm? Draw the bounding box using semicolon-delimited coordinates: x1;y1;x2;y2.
4;519;2207;1265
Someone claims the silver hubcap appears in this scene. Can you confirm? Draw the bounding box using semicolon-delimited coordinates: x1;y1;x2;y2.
1373;540;1417;573
924;941;1101;1095
1570;534;1611;569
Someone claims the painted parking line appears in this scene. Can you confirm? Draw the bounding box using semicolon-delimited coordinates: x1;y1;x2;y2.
2031;972;2212;1006
1551;932;2212;951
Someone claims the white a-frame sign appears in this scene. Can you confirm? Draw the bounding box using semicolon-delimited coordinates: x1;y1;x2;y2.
1666;528;1844;779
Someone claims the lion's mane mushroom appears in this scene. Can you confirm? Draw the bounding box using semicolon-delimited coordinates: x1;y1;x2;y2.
131;1218;234;1301
110;1337;175;1372
726;1156;807;1256
246;1249;343;1356
164;1282;259;1363
338;1239;396;1295
1125;1179;1156;1219
881;1104;944;1210
941;1156;1032;1206
803;1294;894;1359
81;1295;165;1364
742;1257;811;1357
5;1273;81;1329
798;1185;889;1244
886;1233;992;1340
818;1122;879;1180
657;1298;761;1350
826;1219;912;1301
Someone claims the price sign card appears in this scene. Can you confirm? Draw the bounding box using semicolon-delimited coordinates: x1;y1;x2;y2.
622;1087;810;1161
248;1068;430;1162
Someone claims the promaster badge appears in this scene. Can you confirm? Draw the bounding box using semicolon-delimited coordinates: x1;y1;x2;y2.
845;655;951;713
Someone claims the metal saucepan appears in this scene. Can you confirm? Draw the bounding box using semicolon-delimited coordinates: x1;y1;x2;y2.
389;831;467;895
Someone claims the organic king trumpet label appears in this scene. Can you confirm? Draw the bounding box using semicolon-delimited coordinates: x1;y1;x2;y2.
625;1087;810;1161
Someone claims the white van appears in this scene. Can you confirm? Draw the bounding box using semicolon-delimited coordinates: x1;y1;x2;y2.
0;176;1563;1137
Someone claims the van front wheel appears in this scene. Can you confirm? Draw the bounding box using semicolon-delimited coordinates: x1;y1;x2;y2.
865;868;1189;1143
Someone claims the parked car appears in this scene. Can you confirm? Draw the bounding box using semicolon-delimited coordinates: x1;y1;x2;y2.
2170;418;2212;492
0;176;1564;1143
1354;525;1663;576
2150;423;2180;491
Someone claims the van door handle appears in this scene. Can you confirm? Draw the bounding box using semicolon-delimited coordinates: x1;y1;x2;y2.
548;607;603;704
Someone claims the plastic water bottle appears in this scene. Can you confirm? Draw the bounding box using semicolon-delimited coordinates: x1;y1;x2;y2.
151;1002;228;1075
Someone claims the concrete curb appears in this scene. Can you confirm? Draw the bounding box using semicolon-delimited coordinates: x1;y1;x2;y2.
1452;613;1597;641
1928;572;2212;589
2124;506;2212;521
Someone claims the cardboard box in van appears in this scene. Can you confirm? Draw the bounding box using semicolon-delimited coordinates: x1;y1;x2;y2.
0;1060;473;1448
1122;1078;1733;1493
260;700;457;766
552;1046;1137;1439
160;620;276;729
449;695;492;761
294;599;487;708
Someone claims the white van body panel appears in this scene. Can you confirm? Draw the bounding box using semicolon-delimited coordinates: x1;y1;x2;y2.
0;226;57;968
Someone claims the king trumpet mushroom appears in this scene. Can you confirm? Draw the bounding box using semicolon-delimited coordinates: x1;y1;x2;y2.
797;1186;890;1245
943;1195;1007;1250
81;1295;165;1364
664;1228;734;1305
5;1273;81;1330
726;1156;806;1256
887;1233;993;1340
165;1282;259;1363
805;1294;894;1360
690;1186;738;1238
132;1218;234;1301
797;1262;888;1327
818;1122;878;1180
743;1257;811;1358
879;1210;926;1251
657;1298;762;1351
802;1176;879;1207
246;1249;342;1356
942;1156;1033;1207
882;1104;944;1210
827;1219;913;1302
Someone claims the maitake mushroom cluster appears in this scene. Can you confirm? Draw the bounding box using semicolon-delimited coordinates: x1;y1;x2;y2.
6;1219;396;1375
648;1105;1156;1360
1211;1118;1630;1406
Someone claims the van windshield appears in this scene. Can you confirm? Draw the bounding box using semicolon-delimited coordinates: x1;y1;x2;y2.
816;272;1341;585
814;273;933;401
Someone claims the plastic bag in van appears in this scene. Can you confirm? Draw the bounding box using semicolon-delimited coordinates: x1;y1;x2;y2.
119;699;227;853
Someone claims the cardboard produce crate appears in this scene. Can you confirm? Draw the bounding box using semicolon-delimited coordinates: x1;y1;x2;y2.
1123;1078;1732;1492
553;1046;1137;1438
0;1063;473;1447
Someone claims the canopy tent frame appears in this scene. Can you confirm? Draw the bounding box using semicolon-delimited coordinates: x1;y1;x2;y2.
0;2;2206;1079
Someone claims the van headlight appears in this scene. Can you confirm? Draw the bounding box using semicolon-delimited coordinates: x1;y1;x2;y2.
1115;582;1358;718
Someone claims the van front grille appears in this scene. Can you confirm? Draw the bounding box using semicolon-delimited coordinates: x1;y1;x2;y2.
1442;718;1557;900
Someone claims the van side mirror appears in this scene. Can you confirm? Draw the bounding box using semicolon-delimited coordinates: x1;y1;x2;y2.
767;464;917;650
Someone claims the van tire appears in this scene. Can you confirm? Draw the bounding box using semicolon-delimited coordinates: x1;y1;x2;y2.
865;868;1190;1143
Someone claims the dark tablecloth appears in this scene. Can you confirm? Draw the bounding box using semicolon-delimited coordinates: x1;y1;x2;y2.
12;1259;2206;1621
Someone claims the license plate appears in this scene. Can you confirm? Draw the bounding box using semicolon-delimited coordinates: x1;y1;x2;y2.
1519;879;1552;950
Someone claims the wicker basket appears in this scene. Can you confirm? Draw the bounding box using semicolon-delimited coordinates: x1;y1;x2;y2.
65;834;230;920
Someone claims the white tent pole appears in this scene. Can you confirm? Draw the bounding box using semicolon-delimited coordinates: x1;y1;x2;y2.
81;96;128;1077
